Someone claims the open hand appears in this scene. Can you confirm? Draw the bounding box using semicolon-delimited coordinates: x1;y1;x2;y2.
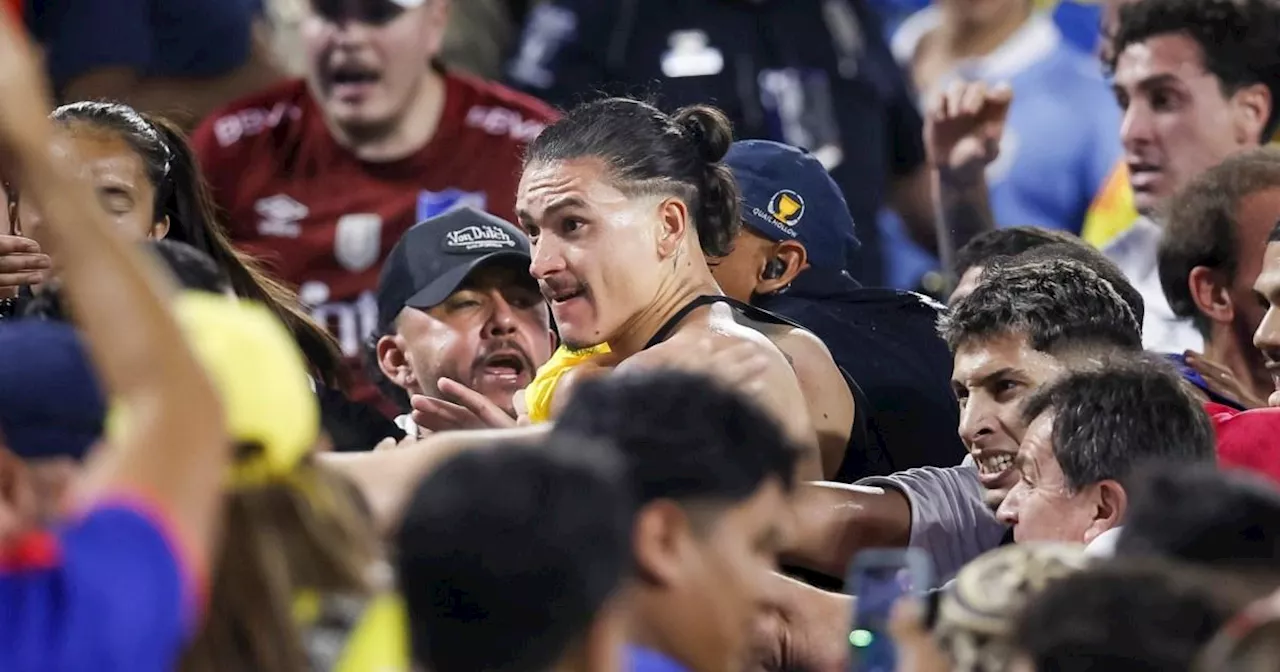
409;377;517;431
925;80;1013;183
1184;351;1269;409
0;235;50;296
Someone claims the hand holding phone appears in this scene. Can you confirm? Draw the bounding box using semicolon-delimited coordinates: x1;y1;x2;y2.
847;548;934;672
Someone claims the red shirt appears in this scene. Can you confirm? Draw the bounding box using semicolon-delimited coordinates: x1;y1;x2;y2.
1206;402;1280;487
192;73;558;405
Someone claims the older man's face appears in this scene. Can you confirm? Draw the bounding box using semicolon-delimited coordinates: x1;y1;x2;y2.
996;413;1106;544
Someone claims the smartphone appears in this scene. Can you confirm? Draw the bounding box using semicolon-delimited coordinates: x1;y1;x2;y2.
846;548;934;672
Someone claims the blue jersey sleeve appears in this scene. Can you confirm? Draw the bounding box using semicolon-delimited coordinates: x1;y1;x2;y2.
33;0;152;91
0;502;197;672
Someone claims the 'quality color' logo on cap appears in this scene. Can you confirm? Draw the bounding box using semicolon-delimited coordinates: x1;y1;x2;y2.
768;190;805;224
444;225;517;253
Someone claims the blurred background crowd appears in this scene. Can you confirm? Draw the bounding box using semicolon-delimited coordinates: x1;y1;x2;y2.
5;0;1280;671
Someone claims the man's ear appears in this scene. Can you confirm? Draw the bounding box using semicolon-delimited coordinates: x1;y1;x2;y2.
1083;479;1127;545
631;500;694;589
757;241;808;295
376;333;416;389
656;198;691;260
1231;82;1271;145
1188;265;1234;326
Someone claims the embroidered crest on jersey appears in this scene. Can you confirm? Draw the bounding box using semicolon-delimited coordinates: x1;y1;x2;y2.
416;189;488;223
334;214;383;273
444;225;518;253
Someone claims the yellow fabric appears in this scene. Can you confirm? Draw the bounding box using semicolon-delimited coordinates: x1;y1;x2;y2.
524;343;612;424
107;292;319;486
1080;160;1140;249
293;591;410;672
332;594;410;672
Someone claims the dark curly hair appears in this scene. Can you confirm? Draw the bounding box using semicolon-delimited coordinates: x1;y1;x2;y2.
1107;0;1280;140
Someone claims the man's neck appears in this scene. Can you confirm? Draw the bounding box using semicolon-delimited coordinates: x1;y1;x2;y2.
933;3;1033;60
1205;327;1272;403
607;254;722;359
326;68;447;163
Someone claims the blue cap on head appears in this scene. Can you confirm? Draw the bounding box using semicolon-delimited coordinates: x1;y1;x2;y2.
0;320;105;462
725;140;861;276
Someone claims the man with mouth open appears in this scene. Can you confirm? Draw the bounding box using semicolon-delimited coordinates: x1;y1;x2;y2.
191;0;559;418
785;256;1145;585
370;208;555;437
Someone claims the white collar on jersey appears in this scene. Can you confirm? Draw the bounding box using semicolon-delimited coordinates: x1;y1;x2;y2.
891;9;1061;84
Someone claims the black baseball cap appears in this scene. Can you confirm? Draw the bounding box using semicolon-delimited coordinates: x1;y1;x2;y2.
376;207;532;329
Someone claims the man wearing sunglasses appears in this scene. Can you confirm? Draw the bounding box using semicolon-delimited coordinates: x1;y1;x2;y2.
191;0;558;413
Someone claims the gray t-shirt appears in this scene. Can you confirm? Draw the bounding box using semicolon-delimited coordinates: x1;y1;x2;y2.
857;457;1008;582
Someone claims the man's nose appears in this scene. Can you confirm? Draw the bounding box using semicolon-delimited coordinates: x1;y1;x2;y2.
995;485;1023;526
484;294;519;337
958;397;997;446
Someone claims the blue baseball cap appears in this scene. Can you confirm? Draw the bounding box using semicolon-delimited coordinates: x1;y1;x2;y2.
725;140;862;277
0;320;105;461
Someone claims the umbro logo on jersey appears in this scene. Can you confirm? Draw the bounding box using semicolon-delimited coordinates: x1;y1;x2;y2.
255;194;308;238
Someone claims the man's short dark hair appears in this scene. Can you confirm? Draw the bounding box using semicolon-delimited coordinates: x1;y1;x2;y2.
554;370;802;506
939;257;1143;354
396;436;634;672
1117;463;1280;572
1019;355;1215;492
1160;148;1280;336
1014;558;1269;672
951;226;1080;278
1004;243;1146;325
1108;0;1280;139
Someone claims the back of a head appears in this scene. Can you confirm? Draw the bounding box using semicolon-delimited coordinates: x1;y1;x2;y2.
1160;147;1280;336
939;257;1143;354
553;369;801;504
1015;558;1270;672
148;239;232;294
1117;463;1280;571
1019;354;1216;492
936;543;1091;672
952;226;1081;279
1007;243;1146;325
396;437;633;672
525;97;741;258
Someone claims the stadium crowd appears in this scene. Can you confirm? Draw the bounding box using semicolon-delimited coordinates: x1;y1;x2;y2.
5;0;1280;671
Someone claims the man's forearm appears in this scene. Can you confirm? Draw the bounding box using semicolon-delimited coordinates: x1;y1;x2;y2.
782;482;912;579
323;424;554;534
933;169;995;277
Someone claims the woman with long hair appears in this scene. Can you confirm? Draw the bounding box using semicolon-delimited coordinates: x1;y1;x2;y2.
10;101;343;387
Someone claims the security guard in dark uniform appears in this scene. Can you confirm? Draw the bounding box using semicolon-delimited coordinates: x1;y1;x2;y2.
506;0;935;286
717;139;965;477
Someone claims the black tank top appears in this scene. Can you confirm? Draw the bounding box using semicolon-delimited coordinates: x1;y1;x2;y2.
641;294;875;473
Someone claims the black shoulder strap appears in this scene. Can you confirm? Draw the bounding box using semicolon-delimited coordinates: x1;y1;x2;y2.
643;294;729;350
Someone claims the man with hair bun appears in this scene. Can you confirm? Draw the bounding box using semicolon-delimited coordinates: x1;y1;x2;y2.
516;97;823;479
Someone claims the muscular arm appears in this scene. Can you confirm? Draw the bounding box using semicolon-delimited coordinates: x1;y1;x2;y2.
782;482;911;579
765;326;855;479
321;425;553;534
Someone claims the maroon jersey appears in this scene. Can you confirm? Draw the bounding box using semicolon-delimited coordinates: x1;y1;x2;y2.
192;72;558;406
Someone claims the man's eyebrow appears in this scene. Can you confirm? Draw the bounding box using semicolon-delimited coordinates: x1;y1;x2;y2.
976;366;1022;388
1132;72;1187;92
517;196;588;224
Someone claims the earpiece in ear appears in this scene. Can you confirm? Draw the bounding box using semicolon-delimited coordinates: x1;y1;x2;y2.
763;258;786;280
